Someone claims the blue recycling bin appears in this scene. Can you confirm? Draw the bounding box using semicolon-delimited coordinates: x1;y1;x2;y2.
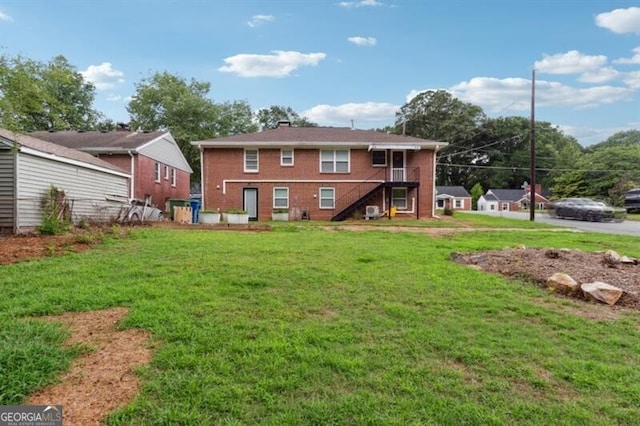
190;199;201;224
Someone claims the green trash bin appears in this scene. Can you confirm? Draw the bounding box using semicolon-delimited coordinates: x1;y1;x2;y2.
167;199;190;221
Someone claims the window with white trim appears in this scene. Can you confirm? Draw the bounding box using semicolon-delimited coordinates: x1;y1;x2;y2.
154;162;161;183
171;168;176;187
372;150;386;166
320;150;349;173
319;187;335;209
502;202;509;210
244;149;259;172
164;165;169;180
281;149;294;166
454;199;463;209
273;187;289;208
392;188;407;209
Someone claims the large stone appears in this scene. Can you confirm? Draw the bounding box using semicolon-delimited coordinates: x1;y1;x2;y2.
546;273;579;295
603;250;622;266
581;281;623;305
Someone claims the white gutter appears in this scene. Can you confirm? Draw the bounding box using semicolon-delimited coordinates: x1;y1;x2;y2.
222;179;385;194
19;146;131;179
432;145;438;218
199;145;205;208
368;144;421;151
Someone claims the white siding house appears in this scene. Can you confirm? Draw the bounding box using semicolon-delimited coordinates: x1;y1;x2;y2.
0;129;130;234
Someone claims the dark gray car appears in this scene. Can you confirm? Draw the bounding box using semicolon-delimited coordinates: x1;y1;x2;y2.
549;198;620;222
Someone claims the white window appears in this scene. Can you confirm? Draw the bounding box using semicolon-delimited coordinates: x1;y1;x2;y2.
490;204;496;211
164;165;169;180
171;168;176;187
437;199;445;209
281;149;294;166
372;150;386;166
273;187;289;208
502;202;509;211
454;199;463;209
244;149;259;172
392;188;407;209
320;150;349;173
319;187;335;209
154;162;161;183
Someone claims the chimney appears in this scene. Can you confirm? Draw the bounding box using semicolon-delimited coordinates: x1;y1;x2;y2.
276;120;291;128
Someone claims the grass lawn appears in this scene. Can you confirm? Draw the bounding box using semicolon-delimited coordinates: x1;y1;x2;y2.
1;221;639;424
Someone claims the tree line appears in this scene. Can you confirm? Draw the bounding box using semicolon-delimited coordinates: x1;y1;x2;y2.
1;53;638;204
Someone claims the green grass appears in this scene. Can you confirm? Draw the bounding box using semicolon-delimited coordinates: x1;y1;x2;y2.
1;224;639;425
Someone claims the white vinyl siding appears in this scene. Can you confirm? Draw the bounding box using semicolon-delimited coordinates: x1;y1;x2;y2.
0;147;15;232
244;149;259;172
319;187;335;209
281;149;294;166
15;153;129;231
273;187;289;208
320;150;349;173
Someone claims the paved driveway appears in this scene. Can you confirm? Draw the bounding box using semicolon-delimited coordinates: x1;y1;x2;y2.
470;211;640;237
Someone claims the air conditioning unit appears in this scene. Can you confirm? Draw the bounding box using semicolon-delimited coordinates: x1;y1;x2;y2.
365;205;379;217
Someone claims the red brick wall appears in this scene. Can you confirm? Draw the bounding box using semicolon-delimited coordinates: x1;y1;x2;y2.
202;147;436;221
134;155;190;210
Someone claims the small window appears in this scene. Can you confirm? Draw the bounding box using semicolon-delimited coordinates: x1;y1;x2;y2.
372;150;386;166
171;168;176;187
437;199;445;209
502;202;509;210
392;188;407;209
319;187;335;209
273;187;289;208
154;162;161;183
244;149;259;172
320;150;349;173
454;199;463;209
281;149;294;166
164;165;169;180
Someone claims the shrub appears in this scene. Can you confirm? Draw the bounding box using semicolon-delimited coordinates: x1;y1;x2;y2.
39;186;71;235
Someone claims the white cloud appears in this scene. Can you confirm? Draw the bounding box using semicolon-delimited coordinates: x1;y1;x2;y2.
81;62;125;90
247;14;274;27
303;102;398;127
338;0;383;8
623;71;640;89
218;50;326;78
578;67;620;84
534;50;607;75
106;94;122;102
558;124;638;146
595;7;640;34
347;36;377;46
614;46;640;65
0;9;13;22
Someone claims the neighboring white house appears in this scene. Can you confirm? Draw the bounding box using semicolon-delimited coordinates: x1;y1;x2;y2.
0;129;130;234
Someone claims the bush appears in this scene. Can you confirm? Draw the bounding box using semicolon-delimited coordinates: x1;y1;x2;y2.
444;207;455;216
39;186;71;235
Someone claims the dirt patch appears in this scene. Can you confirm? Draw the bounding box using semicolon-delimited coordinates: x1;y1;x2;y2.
452;248;640;311
27;308;152;426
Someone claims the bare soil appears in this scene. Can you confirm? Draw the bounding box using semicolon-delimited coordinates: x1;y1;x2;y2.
2;225;638;424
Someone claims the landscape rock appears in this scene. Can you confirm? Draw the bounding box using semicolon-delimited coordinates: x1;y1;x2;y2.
603;250;622;266
621;256;637;265
545;250;560;259
546;273;579;294
581;281;623;305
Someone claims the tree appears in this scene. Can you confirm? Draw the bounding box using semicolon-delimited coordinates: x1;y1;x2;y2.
255;105;317;130
127;71;257;180
0;54;100;131
394;90;487;187
469;182;484;210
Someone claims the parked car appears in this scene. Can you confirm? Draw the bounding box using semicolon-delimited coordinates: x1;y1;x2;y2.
123;199;165;222
624;188;640;213
548;198;619;222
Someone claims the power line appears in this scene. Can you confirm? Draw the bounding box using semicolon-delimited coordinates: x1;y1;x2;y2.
438;163;638;173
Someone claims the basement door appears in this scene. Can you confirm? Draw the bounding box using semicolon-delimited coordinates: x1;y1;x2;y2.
243;188;258;221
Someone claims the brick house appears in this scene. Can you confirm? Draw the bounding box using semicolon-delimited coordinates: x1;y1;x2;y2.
435;186;472;211
31;129;192;212
192;121;446;221
478;184;550;212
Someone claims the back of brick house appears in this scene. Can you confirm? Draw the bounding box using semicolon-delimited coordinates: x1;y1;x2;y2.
193;122;446;221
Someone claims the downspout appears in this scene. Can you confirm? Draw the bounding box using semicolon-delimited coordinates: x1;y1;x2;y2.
432;145;438;218
199;145;205;209
128;150;135;200
13;147;19;234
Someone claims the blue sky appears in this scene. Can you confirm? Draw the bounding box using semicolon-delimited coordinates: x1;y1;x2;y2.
1;0;638;146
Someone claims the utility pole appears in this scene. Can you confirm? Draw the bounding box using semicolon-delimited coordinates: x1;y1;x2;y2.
529;69;536;222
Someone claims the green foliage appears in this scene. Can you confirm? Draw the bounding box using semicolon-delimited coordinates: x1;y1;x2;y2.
127;71;258;180
255;105;317;130
469;182;484;210
0;54;101;132
224;208;247;214
38;186;71;235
